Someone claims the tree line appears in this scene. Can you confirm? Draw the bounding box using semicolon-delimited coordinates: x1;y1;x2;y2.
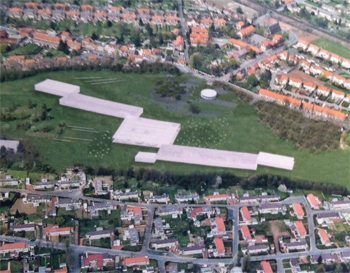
0;60;180;82
83;166;349;196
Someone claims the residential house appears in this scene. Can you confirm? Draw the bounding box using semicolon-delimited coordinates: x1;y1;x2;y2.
13;224;36;233
292;203;305;219
113;190;139;201
260;261;273;273
23;194;50;207
157;206;182;218
240;225;252;241
122;256;150;267
213;237;225;257
175;192;199;203
180;244;205;256
238;25;256;38
55;198;81;211
240;207;253;224
123;226;139;246
145;193;170;204
151;239;178;250
190;27;209;47
85;229;114;241
316;211;340;225
32;31;60;48
281;239;308;253
44;226;73;240
82;254;115;270
209;217;226;237
247;244;269;255
259;203;284;215
0;242;31;255
121;206;143;225
291;221;307;239
330;200;350;210
318;228;332;246
204;193;233;204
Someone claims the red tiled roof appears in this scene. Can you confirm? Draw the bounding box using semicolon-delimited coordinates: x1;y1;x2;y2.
295;221;307;237
293;203;305;219
0;242;28;252
241;207;251;222
122;256;150;267
303;102;347;121
229;38;262;54
214;237;225;255
84;254;103;269
261;261;273;273
240;225;252;240
54;267;68;273
128;206;142;216
259;89;302;108
318;229;331;245
32;32;60;46
44;226;72;236
238;25;256;37
215;216;226;233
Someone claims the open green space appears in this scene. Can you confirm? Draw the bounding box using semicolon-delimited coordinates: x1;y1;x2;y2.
313;38;350;59
0;70;349;187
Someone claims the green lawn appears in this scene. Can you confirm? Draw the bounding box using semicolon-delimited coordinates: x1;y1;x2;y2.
313;38;350;59
7;44;42;57
0;70;349;187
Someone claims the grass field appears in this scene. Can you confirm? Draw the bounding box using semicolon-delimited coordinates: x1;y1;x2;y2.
0;71;349;187
313;38;350;59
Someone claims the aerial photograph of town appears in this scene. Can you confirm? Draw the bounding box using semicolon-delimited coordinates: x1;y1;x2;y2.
0;0;349;272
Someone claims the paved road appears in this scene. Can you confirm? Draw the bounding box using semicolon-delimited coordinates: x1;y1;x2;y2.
177;0;190;63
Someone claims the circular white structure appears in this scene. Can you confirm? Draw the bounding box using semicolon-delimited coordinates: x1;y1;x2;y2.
200;89;217;100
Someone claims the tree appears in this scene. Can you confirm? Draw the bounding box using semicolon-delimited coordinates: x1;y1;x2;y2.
0;146;8;158
246;75;259;88
236;7;243;14
58;41;69;55
130;28;141;47
190;53;203;69
91;32;99;41
17;142;25;154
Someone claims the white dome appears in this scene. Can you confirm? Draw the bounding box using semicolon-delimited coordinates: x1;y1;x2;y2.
201;89;217;100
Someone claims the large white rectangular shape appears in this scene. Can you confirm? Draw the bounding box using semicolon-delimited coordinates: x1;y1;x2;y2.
59;93;143;118
34;79;80;97
112;117;181;148
0;139;19;151
135;152;158;163
257;152;294;170
156;145;258;170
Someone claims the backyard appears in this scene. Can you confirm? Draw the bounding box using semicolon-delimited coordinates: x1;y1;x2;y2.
313;38;350;59
0;70;349;187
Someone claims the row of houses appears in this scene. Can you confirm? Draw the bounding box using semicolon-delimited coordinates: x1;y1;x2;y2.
275;72;349;104
295;37;350;69
259;88;348;121
81;253;150;271
298;59;350;91
7;4;180;26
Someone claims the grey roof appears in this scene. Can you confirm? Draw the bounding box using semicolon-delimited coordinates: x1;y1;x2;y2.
316;211;340;219
152;239;178;244
86;229;114;236
260;203;283;210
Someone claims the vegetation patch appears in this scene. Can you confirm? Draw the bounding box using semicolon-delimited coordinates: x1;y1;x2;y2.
177;118;229;147
88;131;112;159
256;102;341;151
1;71;349;186
313;38;350;59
